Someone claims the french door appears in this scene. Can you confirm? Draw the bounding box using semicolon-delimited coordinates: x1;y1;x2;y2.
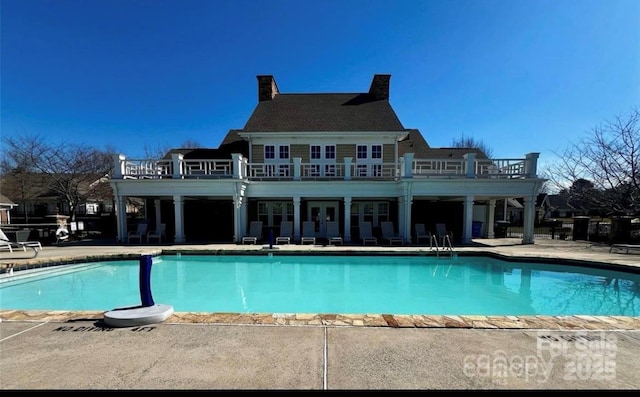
307;201;340;238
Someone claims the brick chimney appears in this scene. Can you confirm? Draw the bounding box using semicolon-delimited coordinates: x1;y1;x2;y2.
257;75;279;102
368;74;391;100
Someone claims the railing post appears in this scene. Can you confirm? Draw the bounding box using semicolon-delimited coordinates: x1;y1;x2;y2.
232;153;242;179
293;157;301;181
344;157;352;180
525;152;540;178
463;153;476;178
114;154;125;178
172;153;183;179
402;153;414;178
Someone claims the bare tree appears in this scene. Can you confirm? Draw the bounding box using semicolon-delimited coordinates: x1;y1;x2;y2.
0;137;47;223
543;108;640;215
1;134;115;221
451;134;494;158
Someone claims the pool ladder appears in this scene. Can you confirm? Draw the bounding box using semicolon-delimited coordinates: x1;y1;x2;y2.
430;234;454;258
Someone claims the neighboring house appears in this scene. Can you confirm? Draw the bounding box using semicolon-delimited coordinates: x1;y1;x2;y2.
544;194;586;219
109;74;545;244
508;193;548;225
1;173;116;234
0;193;18;224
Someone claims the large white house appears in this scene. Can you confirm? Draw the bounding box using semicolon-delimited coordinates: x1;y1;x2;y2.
109;74;544;245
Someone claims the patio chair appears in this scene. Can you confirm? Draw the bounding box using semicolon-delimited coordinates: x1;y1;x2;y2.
242;221;263;244
147;223;166;244
128;222;148;244
276;221;293;244
414;223;430;245
301;221;316;245
0;228;42;252
381;221;403;245
359;221;377;245
326;221;343;245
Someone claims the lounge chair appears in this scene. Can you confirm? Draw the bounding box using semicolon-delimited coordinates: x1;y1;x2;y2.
414;223;430;245
147;223;166;244
609;244;640;254
242;221;263;244
359;221;377;245
326;221;343;245
381;221;403;245
301;221;316;245
0;228;42;252
276;221;293;244
128;222;148;244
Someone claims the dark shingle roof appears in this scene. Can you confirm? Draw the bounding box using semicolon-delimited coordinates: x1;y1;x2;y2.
420;147;489;160
242;93;405;132
398;129;431;157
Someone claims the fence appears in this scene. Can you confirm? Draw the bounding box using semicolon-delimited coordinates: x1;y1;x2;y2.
505;219;640;243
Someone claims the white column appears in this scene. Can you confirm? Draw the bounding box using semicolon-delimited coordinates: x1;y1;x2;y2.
172;153;184;179
344;157;352;180
293;158;301;181
115;195;127;243
113;154;125;178
503;199;508;221
232;153;243;179
398;196;405;243
524;152;540;178
404;195;413;244
463;196;474;243
343;196;352;242
487;199;496;238
403;153;414;178
173;195;185;243
233;194;243;243
154;199;161;227
463;153;476;178
293;196;301;241
522;195;536;244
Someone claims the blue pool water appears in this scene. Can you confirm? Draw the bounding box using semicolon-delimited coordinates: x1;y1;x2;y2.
1;255;639;316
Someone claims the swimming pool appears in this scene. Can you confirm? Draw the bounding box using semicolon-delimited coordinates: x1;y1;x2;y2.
1;254;639;316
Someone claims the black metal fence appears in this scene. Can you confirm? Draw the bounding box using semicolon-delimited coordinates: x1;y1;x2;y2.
505;218;640;243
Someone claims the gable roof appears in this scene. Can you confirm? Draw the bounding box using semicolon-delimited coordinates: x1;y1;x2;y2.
0;193;16;207
242;75;405;132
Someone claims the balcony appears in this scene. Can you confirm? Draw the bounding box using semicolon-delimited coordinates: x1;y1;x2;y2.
113;152;539;181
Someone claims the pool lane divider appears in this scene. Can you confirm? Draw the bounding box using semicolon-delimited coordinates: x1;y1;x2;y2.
103;254;174;328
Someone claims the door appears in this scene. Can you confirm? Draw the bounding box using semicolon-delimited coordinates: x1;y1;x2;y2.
307;201;340;238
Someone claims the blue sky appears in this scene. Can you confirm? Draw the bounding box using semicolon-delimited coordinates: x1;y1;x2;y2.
2;0;639;167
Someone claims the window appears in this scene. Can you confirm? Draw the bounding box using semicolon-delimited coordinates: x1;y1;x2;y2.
357;145;367;159
311;145;321;159
325;145;336;159
264;145;275;160
279;145;289;159
350;201;390;227
258;201;294;227
371;145;382;159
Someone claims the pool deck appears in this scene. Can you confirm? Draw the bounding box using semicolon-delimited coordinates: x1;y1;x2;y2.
1;238;639;389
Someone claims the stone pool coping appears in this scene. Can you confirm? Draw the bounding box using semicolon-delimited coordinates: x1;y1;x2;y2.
2;310;639;331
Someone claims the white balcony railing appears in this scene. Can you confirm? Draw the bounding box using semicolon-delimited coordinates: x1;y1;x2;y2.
114;153;538;181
